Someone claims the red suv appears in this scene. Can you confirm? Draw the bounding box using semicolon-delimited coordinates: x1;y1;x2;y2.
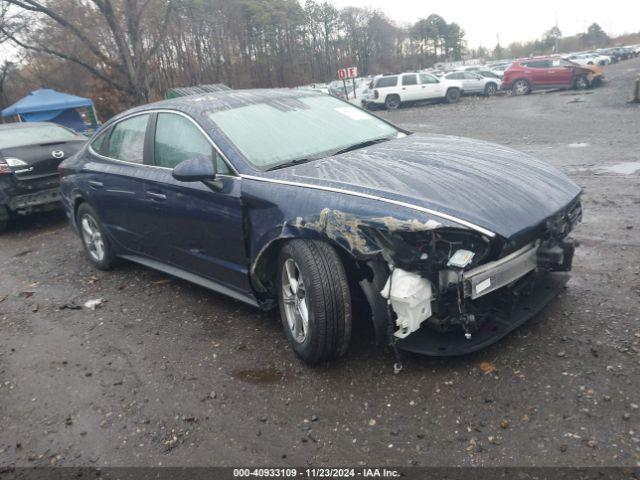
501;57;604;95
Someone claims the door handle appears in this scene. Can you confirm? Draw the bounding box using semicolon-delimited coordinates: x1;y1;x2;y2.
402;87;406;90
88;180;103;189
146;191;167;201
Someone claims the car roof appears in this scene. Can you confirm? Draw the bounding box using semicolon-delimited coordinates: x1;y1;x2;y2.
113;88;326;122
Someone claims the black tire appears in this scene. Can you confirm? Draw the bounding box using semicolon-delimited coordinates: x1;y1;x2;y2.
0;220;7;233
384;94;401;110
76;203;116;270
277;240;352;364
445;88;461;103
511;79;530;95
574;75;589;90
484;82;498;96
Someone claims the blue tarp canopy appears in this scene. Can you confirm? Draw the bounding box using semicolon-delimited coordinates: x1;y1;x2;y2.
1;89;96;132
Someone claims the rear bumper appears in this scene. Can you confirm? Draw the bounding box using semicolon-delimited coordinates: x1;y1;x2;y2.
397;272;569;356
6;187;61;212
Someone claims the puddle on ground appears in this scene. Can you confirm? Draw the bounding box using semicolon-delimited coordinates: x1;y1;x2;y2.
595;162;640;175
232;367;283;384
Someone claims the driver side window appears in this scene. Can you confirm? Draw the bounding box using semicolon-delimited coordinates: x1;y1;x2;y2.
154;113;230;174
419;74;439;84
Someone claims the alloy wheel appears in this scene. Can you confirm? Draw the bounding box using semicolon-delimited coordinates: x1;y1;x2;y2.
81;214;105;262
281;258;309;343
513;80;528;95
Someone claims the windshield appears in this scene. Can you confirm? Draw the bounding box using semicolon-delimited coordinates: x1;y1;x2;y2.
0;124;82;149
208;95;400;170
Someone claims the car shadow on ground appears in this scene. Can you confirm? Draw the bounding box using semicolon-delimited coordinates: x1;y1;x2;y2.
3;207;68;236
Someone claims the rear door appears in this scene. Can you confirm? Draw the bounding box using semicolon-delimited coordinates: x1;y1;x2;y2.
83;113;153;253
400;74;421;101
139;112;250;292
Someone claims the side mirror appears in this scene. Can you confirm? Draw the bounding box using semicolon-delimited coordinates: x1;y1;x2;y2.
172;156;216;182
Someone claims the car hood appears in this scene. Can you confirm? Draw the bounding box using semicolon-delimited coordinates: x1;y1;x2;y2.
266;134;581;240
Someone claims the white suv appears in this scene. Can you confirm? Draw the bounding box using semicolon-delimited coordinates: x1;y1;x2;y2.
363;72;463;110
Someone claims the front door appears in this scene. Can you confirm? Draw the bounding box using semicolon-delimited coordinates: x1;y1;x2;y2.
463;72;485;93
139;112;250;293
419;73;445;99
550;59;576;86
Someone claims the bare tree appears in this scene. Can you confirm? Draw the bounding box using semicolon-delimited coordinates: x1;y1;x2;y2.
0;0;173;103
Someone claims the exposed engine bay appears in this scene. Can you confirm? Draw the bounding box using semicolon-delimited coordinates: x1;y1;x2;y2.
365;198;582;354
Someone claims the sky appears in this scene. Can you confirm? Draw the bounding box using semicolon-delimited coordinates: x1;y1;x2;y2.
1;0;637;62
329;0;640;48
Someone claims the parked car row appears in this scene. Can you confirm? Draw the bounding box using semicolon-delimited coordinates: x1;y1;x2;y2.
349;45;640;109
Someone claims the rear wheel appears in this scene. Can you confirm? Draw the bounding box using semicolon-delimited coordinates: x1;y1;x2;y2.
512;79;530;95
277;240;352;364
0;220;7;233
77;203;115;270
484;83;498;96
445;88;461;103
384;94;401;110
574;75;589;90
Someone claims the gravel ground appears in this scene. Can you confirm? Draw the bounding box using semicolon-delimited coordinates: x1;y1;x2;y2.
0;58;639;469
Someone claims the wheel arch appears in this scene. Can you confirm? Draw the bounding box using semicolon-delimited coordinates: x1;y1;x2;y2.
251;234;364;300
73;195;87;220
251;234;384;342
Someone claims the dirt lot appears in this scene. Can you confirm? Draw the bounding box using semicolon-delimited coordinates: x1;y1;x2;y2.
1;59;639;469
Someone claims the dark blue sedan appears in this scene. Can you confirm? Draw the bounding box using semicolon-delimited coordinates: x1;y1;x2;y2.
59;89;582;364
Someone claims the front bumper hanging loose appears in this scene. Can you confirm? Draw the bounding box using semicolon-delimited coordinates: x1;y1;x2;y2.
397;272;570;356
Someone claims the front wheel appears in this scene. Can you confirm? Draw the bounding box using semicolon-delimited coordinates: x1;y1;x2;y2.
484;83;498;96
277;240;352;364
445;88;461;103
77;203;116;270
574;75;589;90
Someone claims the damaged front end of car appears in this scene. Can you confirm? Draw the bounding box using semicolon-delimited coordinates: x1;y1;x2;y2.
365;199;581;355
244;168;582;356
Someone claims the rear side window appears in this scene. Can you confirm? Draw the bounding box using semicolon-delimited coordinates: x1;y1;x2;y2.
375;76;398;88
105;114;150;163
154;113;230;174
446;73;464;80
90;129;109;155
402;74;417;86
